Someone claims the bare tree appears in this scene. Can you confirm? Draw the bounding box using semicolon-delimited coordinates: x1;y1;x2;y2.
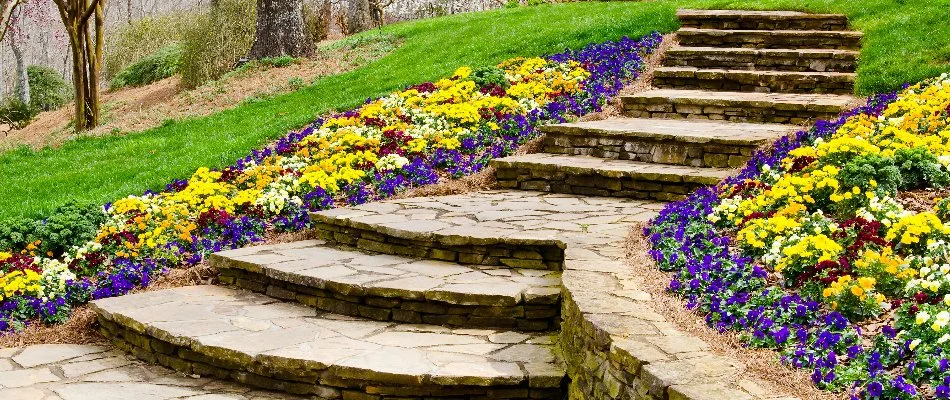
52;0;106;130
249;0;311;59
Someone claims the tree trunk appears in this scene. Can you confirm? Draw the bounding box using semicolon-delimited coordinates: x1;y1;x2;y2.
249;0;311;59
9;33;29;106
54;0;104;131
346;0;372;35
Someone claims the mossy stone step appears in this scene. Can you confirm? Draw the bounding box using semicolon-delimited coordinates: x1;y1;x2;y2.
677;28;862;50
91;286;565;398
653;66;855;94
539;118;791;168
677;9;849;31
210;240;562;330
491;153;731;201
622;89;858;124
664;46;859;73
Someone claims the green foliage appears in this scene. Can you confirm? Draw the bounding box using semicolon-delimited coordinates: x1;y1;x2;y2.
839;154;902;197
935;198;950;221
110;44;183;89
287;77;306;91
0;98;36;129
894;147;950;189
469;65;510;89
27;66;70;112
505;0;520;8
0;200;105;256
0;217;38;253
302;0;331;44
179;0;257;88
259;55;296;68
104;10;197;79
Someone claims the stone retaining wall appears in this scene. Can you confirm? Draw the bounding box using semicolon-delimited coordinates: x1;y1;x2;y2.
494;165;706;201
622;97;843;124
653;70;853;95
218;267;560;331
664;49;857;73
311;220;565;270
95;317;563;399
558;245;775;400
677;30;861;50
541;132;756;168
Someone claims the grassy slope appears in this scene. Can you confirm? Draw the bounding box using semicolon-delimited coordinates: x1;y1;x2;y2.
1;0;948;219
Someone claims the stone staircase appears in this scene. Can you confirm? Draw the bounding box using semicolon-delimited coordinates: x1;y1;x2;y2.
90;9;860;400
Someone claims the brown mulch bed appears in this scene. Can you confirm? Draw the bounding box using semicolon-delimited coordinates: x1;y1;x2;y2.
898;187;950;213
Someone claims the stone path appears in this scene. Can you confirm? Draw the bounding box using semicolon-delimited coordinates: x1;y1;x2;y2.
0;344;305;400
81;8;863;400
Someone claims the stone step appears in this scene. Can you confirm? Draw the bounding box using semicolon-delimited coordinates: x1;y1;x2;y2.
491;154;731;201
539;118;791;168
210;240;562;331
664;46;859;73
677;27;862;50
677;9;849;31
310;191;657;271
91;286;565;398
622;89;858;124
653;66;855;94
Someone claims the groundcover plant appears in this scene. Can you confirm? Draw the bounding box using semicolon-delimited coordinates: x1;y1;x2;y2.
647;74;950;399
0;32;662;333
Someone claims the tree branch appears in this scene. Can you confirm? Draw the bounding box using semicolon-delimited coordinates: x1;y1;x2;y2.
0;0;22;43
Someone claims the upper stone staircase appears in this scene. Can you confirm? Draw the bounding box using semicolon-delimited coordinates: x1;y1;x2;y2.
90;8;861;400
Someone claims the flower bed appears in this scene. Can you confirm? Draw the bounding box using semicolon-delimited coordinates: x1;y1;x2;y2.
647;74;950;399
0;33;663;333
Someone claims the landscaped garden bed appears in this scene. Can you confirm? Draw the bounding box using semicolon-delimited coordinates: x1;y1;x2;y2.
0;32;662;333
647;74;950;398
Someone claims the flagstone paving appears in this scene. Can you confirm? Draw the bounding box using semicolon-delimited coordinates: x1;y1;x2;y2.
83;7;863;400
0;344;306;400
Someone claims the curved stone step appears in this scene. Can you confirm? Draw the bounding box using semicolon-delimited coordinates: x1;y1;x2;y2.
677;9;849;31
653;66;855;94
664;46;859;72
540;118;790;167
622;89;858;124
677;27;862;50
91;286;566;398
491;154;730;201
310;191;659;271
210;240;562;330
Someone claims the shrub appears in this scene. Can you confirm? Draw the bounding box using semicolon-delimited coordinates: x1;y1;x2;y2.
0;201;106;257
0;98;36;129
469;65;510;89
104;10;196;80
894;146;950;189
27;65;70;112
838;154;902;197
110;44;183;89
179;0;257;88
302;0;331;44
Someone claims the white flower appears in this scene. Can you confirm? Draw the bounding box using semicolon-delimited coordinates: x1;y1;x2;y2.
375;154;409;171
916;311;932;325
910;339;921;350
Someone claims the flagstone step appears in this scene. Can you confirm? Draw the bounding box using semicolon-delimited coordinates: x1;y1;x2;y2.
677;28;862;50
309;191;659;271
492;153;730;201
539;118;791;168
653;67;855;94
210;240;562;331
664;46;859;72
90;286;566;398
677;9;849;31
622;89;858;124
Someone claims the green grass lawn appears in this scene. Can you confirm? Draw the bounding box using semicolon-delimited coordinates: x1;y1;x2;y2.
1;0;948;220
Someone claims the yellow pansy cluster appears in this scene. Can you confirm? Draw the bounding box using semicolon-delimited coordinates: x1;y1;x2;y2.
709;75;950;318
